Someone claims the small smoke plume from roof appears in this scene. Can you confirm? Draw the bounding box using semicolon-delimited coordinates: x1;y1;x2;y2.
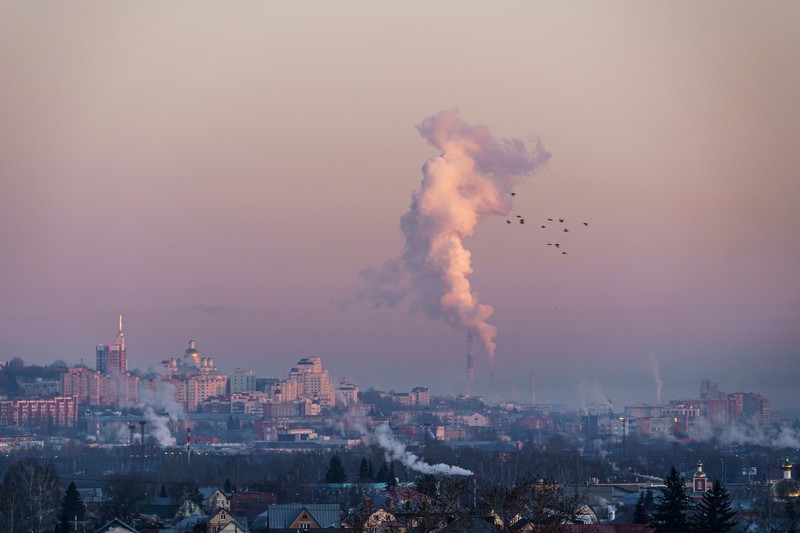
360;110;550;360
370;423;473;476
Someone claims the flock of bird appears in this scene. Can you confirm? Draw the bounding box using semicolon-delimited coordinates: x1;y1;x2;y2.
505;193;589;255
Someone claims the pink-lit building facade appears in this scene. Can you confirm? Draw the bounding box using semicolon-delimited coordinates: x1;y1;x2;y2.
0;396;78;428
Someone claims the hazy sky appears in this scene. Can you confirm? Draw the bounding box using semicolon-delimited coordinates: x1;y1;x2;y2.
1;2;799;411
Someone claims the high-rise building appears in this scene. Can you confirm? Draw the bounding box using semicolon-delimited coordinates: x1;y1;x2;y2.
335;379;359;406
272;357;336;408
230;368;256;393
96;314;126;375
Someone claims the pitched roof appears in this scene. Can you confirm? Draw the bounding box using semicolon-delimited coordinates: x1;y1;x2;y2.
268;503;341;529
94;517;140;533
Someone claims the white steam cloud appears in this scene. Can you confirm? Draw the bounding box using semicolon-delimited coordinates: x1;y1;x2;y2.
578;381;614;413
705;420;800;448
360;110;550;360
139;382;184;447
367;423;473;477
649;355;663;404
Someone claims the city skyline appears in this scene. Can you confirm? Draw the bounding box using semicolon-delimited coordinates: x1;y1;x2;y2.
1;3;799;412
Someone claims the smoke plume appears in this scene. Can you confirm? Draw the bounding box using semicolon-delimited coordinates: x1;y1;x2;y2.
360;110;550;360
139;382;184;447
649;355;663;404
578;381;614;413
368;423;473;476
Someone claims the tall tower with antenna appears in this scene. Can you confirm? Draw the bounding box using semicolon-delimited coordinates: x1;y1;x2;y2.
116;314;125;347
466;331;474;386
96;313;127;375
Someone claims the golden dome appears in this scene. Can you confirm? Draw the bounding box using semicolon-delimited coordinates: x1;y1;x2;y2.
771;478;800;500
694;461;707;478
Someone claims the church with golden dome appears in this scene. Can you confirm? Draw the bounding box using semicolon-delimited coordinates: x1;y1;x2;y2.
771;458;800;501
148;339;228;412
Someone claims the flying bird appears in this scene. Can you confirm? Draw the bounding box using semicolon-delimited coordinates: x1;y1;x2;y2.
555;243;560;248
559;218;564;223
547;218;553;221
583;222;589;226
563;228;569;232
541;225;546;228
519;219;525;224
506;220;511;224
511;192;516;197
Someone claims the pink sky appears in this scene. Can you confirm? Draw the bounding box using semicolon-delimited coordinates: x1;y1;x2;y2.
1;2;799;410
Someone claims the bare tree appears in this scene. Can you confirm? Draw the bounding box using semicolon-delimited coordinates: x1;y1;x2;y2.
484;478;586;533
101;473;148;524
0;458;61;533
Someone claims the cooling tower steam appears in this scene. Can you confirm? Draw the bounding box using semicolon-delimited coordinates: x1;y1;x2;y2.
360;110;550;360
649;355;663;404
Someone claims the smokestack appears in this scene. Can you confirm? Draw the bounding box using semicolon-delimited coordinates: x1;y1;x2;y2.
187;426;191;464
530;370;536;405
467;331;474;385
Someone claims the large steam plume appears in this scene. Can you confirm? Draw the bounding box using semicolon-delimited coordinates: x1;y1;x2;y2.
139;382;184;447
360;110;550;359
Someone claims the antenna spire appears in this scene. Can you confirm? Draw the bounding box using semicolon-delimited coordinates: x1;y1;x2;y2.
116;313;125;347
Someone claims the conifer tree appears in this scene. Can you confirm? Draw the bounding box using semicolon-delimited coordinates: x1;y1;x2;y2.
376;462;391;483
651;466;690;532
690;479;738;533
325;455;347;483
58;481;86;533
644;488;654;514
633;491;649;524
358;457;371;481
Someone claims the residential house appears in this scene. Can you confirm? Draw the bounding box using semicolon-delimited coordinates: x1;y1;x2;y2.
203;489;230;512
267;503;341;530
192;507;248;533
94;518;139;533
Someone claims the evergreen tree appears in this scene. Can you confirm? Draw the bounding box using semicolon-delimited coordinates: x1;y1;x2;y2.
388;462;397;486
376;462;391;483
223;478;232;494
633;491;649;524
159;483;168;498
690;480;738;533
358;457;371;481
651;466;690;533
58;481;86;533
368;459;375;480
644;488;655;514
325;455;347;483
